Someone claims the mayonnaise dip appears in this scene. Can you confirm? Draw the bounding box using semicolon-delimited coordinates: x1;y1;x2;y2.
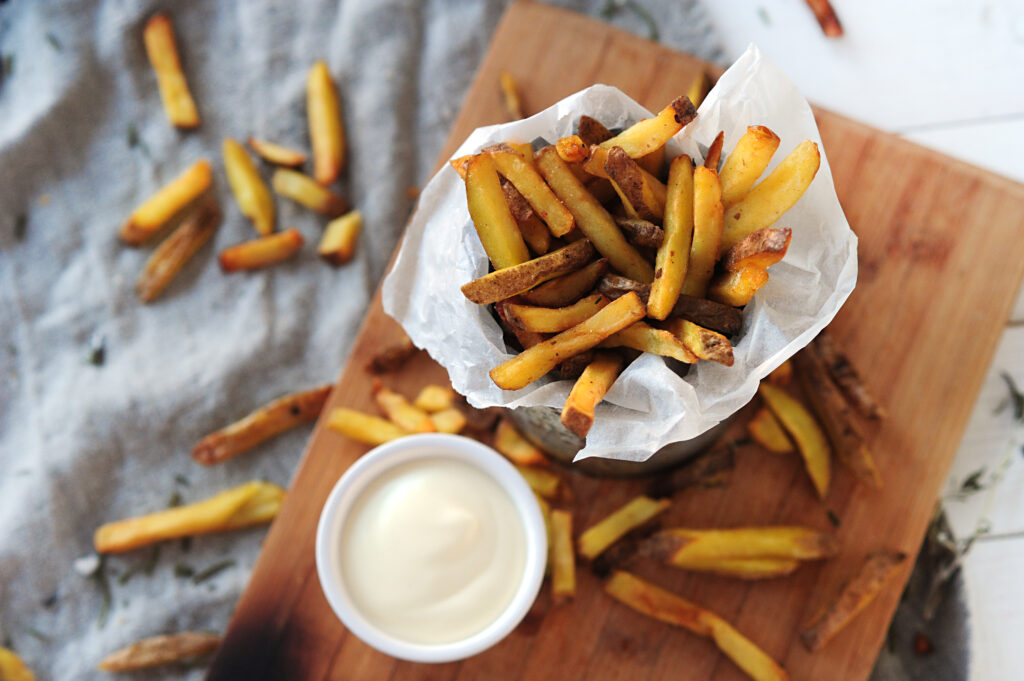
339;456;527;644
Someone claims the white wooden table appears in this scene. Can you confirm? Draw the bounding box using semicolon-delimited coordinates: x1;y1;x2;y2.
701;2;1024;678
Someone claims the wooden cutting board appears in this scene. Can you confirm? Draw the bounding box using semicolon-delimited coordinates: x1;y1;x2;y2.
206;2;1024;680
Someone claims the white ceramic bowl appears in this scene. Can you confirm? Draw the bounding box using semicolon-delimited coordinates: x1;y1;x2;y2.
315;433;548;663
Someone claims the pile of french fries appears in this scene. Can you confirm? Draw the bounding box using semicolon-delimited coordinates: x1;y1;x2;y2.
451;94;822;439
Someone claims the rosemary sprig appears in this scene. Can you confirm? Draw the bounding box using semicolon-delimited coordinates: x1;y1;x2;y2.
192;559;236;585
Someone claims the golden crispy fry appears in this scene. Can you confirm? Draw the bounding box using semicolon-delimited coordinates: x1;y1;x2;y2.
747;407;794;454
0;647;34;681
519;214;552;255
577;115;613;146
759;382;831;499
535;493;553;574
561;351;623;438
462;240;595;305
94;481;284;554
192;385;331;465
490;292;645;390
501;177;534;222
143;14;199;129
556;135;589;163
463;153;531;269
98;632;221;671
768;360;793;385
605;571;789;681
520;258;608;307
247;137;307;167
813;335;887;419
599;96;697;159
665;318;734;366
602;321;697;363
373;384;435;433
597;273;650;302
645;526;839;565
550;510;576;604
704;131;725;170
413;385;456;413
327;407;409;445
722;228;791;272
219;228;304;272
495;299;547;351
793;349;881;488
449;155;472;179
578;495;670;560
722;140;820;250
536;147;654;283
494;419;549;465
136;200;220;303
804;0;844;37
516;465;561;498
650;555;800;579
223;138;274;235
670;294;744;336
318;210;362;265
499;69;524;120
679;165;723;298
366;335;418;374
604;147;665;221
490;147;575;237
801;550;907;651
504;294;609;333
637;144;666;178
616;218;664;249
120;160;212;245
583;147;669;207
687;71;713;109
307;60;345;184
272;169;347;217
720;126;781;208
708;265;770;307
430;408;467;434
647;155;695;319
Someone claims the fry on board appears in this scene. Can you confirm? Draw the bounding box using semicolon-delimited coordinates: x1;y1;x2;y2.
98;632;221;671
495;419;549;466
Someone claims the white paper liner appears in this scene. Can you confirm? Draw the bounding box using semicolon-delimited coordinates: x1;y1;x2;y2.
383;44;857;462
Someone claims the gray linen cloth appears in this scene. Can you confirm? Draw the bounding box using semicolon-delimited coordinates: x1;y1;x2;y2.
0;1;962;679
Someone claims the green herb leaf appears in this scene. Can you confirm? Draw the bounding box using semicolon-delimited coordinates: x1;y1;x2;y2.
959;468;986;494
174;473;191;487
168;491;183;508
826;509;841;527
94;555;111;629
87;334;106;366
624;0;659;41
997;372;1024;422
192;559;236;584
2;53;13;77
757;6;772;26
174;563;195;578
46;33;63;51
22;626;51;643
143;545;161;576
14;213;27;241
118;565;141;585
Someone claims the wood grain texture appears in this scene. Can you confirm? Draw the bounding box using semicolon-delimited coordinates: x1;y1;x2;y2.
205;2;1024;680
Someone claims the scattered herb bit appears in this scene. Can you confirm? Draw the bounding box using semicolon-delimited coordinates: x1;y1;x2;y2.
118;565;142;585
94;555;111;629
757;6;772;26
127;124;139;148
180;536;193;552
41;592;58;609
167;491;184;508
87;334;106;366
912;631;934;655
959;468;986;494
143;545;161;576
45;33;63;51
2;53;13;77
2;635;13;650
826;509;841;527
996;372;1024;422
174;473;191;487
22;626;51;643
192;559;236;585
174;563;195;578
14;213;27;241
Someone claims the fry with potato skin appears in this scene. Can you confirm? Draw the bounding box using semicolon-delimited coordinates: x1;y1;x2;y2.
373;384;435;433
219;228;304;272
247;137;307;167
604;146;665;221
328;407;409;445
504;294;609;334
462;240;595;305
120;160;213;245
665;318;734;366
704;131;725;170
136;200;220;303
679;165;723;298
747;407;794;454
318;210;362;265
719;126;781;208
192;385;331;465
708;265;770;307
597;273;651;302
490;292;646;390
551;510;576;604
645;526;839;565
722;228;791;272
495;299;547;351
272;169;348;217
578;495;670;560
603;321;697;364
648;155;695;319
561;351;623;438
599;96;697;159
223;138;274;235
577;115;613;146
616;218;664;249
759;382;831;499
366;336;418;374
463;153;532;269
307;60;345;184
670;294;744;336
813;335;887;419
584;146;669;207
98;632;221;671
143;14;199;129
520;258;608;307
495;419;549;466
490;147;575;237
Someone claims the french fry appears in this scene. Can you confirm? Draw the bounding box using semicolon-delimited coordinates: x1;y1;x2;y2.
800;550;908;651
708;265;770;307
328;407;409;445
804;0;844;38
517;465;561;498
495;419;549;466
98;632;221;671
461;240;595;305
272;169;347;217
687;71;713;109
504;294;609;334
577;115;613;146
556;135;589;163
561;351;624;438
597;273;650;302
768;360;793;385
536;147;654;283
192;385;332;465
499;69;524;120
463;153;531;269
219;228;304;272
366;334;419;374
793;349;882;488
637;144;665;178
616;218;664;249
247;137;307;167
722;228;792;272
605;571;789;681
373;384;435;433
520;258;608;307
665;318;734;366
143;14;199;129
535;494;553;574
119;160;212;245
490;147;575;237
679;165;723;298
704;131;725;170
490;292;645;390
495;299;547;351
518;214;552;255
413;385;456;413
136;200;220;303
647;155;695;319
430;408;467;434
307;60;345;184
604;147;665;221
747;407;794;454
652;555;801;579
583;147;668;208
578;495;670;560
720;126;781;208
318;210;362;265
721;140;820;250
602;321;697;363
670;294;745;336
0;647;34;681
223;137;274;235
500;176;534;222
813;335;887;419
550;510;576;603
94;481;284;553
759;382;831;499
645;526;839;565
599;96;697;159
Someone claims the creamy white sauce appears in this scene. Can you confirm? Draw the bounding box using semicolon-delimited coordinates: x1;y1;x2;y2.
340;457;527;644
